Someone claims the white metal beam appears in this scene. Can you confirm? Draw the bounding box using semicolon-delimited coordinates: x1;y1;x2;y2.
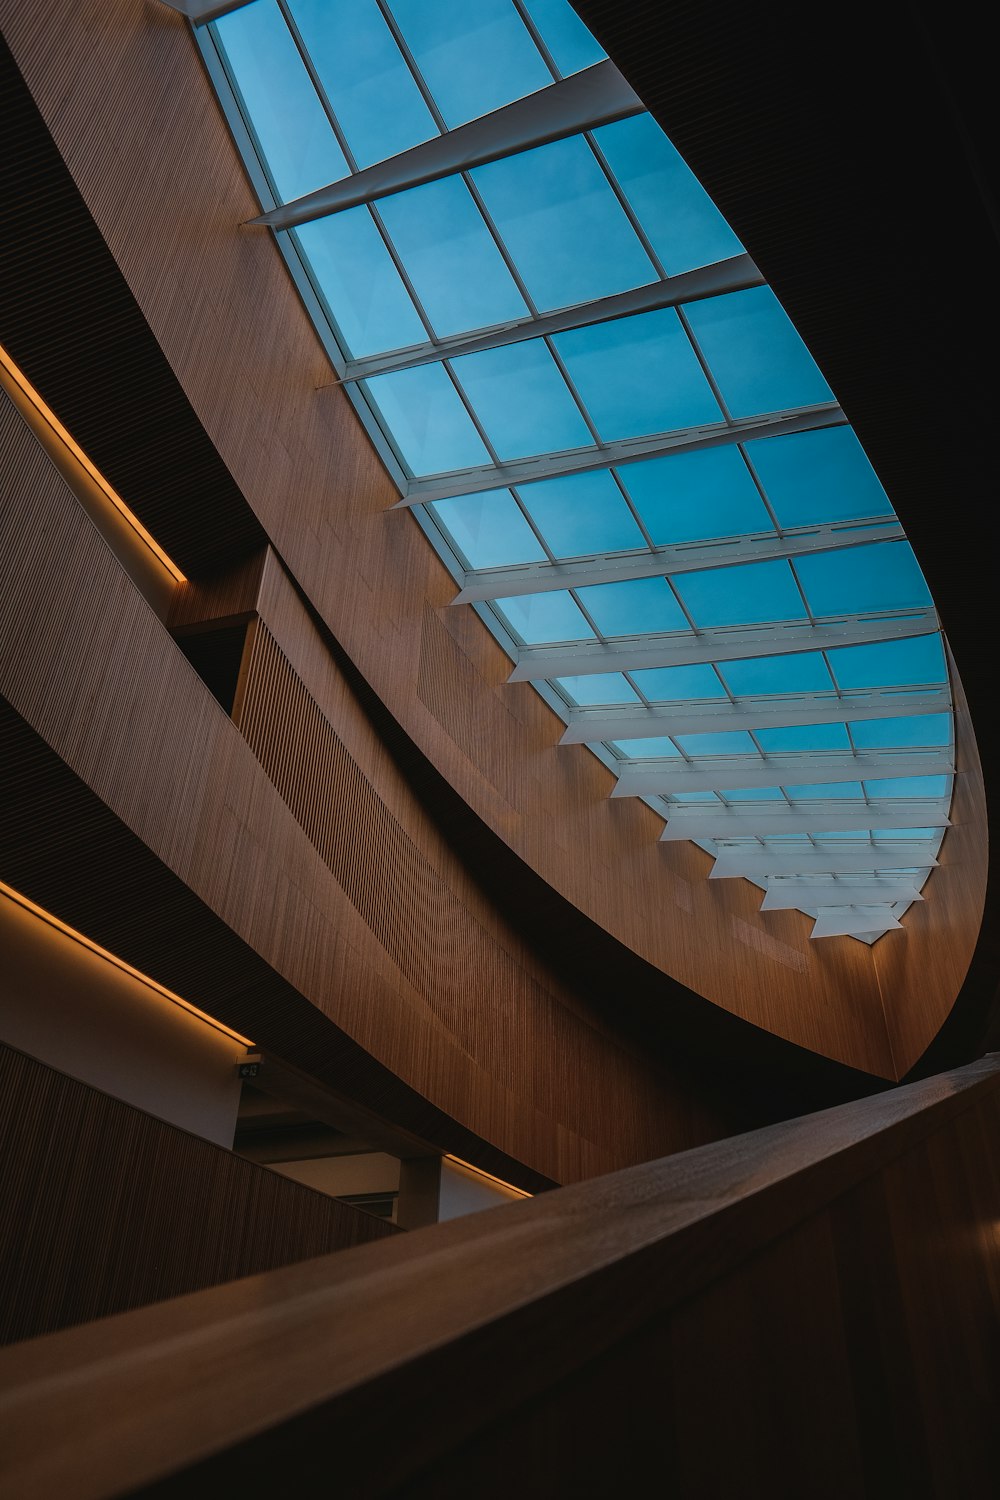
613;750;953;797
253;60;642;230
709;845;941;878
400;404;844;506
559;688;949;745
509;610;939;681
335;256;764;383
811;908;904;939
158;0;249;20
659;802;950;840
455;519;903;605
760;879;923;910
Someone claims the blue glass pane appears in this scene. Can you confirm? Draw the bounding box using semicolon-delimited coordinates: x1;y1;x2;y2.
670;792;721;803
295;209;426;357
747;425;893;527
683;288;834;417
594;115;744;275
631;664;726;701
873;828;941;840
756;723;851;752
555;673;639;706
621;445;772;544
521;471;646;556
555;311;721;440
613;737;682;759
288;0;435;166
795;541;932;616
429;489;546;567
389;0;551;127
577;577;688;636
674;559;806;627
493;590;594;643
520;0;606;73
676;731;758;755
451;342;590;459
784;782;866;800
863;776;951;799
827;633;946;689
378;179;527;336
214;0;348;201
720;651;834;696
849;713;952;749
720;786;785;801
364;365;489;474
472;138;655;309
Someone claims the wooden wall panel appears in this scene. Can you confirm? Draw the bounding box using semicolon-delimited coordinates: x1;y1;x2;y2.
0;0;941;1073
1;1057;996;1498
0;1043;395;1347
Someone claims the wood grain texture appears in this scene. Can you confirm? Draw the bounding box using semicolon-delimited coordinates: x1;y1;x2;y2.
0;1056;996;1498
0;0;964;1073
0;1042;395;1348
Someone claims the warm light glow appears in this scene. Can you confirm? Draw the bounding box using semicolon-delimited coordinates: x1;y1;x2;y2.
0;342;187;583
0;881;251;1046
444;1154;532;1199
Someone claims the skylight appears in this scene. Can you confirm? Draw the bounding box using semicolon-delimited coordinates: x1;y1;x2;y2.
196;0;954;943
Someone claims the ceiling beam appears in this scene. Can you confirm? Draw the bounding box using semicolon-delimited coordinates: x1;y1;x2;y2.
810;908;904;939
760;879;923;910
252;60;642;230
509;610;939;681
455;518;903;604
560;688;950;744
157;0;250;20
612;750;953;798
335;256;764;383
400;404;844;505
658;802;951;840
709;844;941;878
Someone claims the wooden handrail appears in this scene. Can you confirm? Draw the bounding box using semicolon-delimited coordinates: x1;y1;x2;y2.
1;1056;998;1498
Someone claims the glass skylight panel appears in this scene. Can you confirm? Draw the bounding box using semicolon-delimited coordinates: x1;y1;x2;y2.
756;724;852;752
472;137;657;310
631;664;727;701
576;577;689;636
827;633;946;689
720;787;786;801
620;446;773;544
613;738;683;759
864;776;951;800
213;0;349;202
287;0;436;167
670;791;722;804
294;210;426;357
720;651;835;696
493;589;594;644
519;0;608;74
784;782;866;800
428;490;546;568
364;364;489;474
683;287;834;417
377;179;528;336
746;425;893;527
849;714;953;749
450;342;591;458
555;673;640;706
674;559;807;627
593;114;745;276
554;311;721;440
521;471;646;556
675;731;759;756
795;541;932;617
388;0;551;127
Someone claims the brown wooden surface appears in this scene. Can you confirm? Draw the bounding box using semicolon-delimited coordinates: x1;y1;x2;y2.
0;1042;395;1348
1;0;981;1074
1;1056;996;1499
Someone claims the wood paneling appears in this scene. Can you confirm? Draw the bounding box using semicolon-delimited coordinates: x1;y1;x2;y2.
0;0;959;1074
0;1042;395;1348
1;1056;996;1498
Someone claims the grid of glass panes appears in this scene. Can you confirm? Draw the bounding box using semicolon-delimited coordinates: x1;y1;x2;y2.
203;0;954;939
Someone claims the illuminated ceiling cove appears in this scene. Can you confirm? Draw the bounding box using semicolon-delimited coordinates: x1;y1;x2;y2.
188;0;954;943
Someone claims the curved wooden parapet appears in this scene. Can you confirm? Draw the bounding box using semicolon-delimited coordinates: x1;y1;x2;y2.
2;1056;997;1499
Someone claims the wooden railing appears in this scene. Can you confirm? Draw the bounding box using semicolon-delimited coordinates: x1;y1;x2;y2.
1;1055;997;1498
